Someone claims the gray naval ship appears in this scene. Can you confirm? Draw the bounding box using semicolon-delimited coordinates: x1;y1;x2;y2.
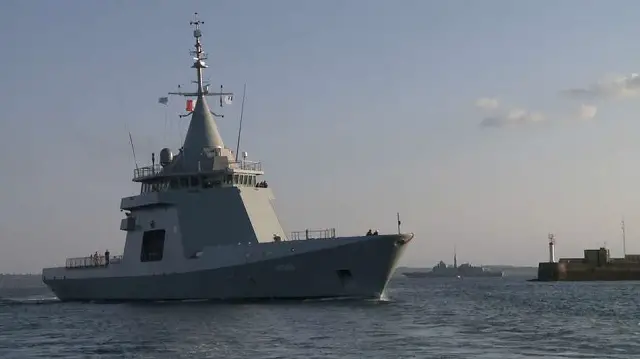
403;248;503;278
41;14;414;302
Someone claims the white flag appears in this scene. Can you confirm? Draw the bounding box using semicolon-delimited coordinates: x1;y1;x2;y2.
223;95;233;105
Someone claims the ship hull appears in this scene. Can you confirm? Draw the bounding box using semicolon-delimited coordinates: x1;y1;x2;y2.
43;234;411;302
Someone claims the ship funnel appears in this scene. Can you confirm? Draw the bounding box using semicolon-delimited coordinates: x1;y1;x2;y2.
548;233;556;263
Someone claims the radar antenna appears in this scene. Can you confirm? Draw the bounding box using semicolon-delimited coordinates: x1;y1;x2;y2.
167;12;234;114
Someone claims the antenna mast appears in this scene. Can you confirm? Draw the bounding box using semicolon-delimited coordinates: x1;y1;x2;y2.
453;244;457;268
191;12;205;95
235;83;247;161
167;13;234;106
622;218;627;257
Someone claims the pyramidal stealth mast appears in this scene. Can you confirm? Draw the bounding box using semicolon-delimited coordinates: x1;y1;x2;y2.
41;13;414;302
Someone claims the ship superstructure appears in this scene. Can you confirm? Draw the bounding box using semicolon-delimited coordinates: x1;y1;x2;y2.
41;14;413;301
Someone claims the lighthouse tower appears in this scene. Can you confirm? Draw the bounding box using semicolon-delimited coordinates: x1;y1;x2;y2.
548;233;556;263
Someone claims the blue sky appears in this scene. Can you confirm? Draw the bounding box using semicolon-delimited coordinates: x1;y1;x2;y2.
2;0;640;272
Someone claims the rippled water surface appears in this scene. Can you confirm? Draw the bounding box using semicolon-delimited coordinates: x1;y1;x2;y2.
2;277;640;358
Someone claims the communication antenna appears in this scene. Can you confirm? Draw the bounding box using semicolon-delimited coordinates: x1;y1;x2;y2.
128;132;139;170
235;83;247;161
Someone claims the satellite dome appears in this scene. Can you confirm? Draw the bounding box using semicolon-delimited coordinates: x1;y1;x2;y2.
159;148;173;166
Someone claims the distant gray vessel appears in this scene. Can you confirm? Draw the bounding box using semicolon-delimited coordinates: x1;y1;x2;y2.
403;248;503;278
41;13;413;302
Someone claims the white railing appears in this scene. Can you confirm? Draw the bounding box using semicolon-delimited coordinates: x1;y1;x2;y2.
132;160;263;180
133;164;163;180
65;255;123;269
289;228;337;241
231;160;262;171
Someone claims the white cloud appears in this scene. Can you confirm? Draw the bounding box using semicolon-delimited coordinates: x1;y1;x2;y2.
578;104;597;120
563;73;640;100
475;97;499;110
474;76;605;128
474;96;545;128
479;108;545;128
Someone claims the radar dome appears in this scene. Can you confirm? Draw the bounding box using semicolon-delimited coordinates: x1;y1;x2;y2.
159;148;173;166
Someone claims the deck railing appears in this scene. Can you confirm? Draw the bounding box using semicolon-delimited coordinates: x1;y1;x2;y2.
65;255;123;269
132;160;263;180
289;228;337;241
231;160;262;171
133;164;163;180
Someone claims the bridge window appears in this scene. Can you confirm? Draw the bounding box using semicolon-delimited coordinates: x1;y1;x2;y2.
140;229;165;262
190;176;199;187
180;177;189;188
141;181;172;193
170;178;179;189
